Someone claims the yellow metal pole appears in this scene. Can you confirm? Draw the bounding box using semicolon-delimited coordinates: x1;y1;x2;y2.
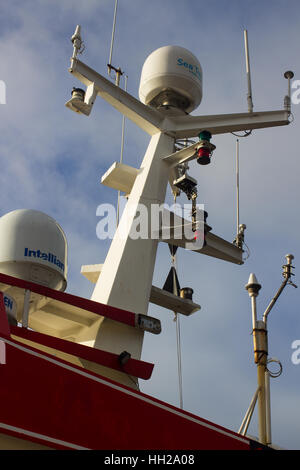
257;361;267;445
253;319;268;445
245;274;269;445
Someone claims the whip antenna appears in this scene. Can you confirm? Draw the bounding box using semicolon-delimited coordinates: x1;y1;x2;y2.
244;29;254;113
233;139;247;253
108;0;118;76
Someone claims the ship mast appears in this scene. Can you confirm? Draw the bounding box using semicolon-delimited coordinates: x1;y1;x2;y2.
66;26;291;396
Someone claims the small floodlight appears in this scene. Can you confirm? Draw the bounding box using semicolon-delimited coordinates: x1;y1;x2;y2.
180;287;194;301
118;351;131;366
65;83;97;116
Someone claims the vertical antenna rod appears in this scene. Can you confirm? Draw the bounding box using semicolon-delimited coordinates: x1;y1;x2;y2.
108;0;118;75
234;140;246;250
236;139;240;236
244;30;254;113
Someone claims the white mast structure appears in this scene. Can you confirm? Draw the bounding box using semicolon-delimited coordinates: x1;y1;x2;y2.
66;26;291;388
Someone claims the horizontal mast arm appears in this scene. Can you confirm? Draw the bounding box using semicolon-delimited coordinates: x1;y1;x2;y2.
166;110;290;139
69;58;166;135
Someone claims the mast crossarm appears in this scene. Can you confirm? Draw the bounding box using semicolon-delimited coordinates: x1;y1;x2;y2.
156;209;244;265
69;58;166;135
166;110;290;139
68;59;289;143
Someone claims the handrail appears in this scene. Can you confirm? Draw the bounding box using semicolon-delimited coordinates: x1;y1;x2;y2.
0;292;154;380
0;272;136;327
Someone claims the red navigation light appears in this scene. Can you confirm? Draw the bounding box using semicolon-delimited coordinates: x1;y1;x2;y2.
197;147;211;165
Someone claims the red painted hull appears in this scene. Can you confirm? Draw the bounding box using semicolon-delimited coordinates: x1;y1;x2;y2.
0;281;258;450
0;335;256;450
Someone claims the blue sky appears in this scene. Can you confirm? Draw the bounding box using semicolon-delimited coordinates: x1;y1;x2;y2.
0;0;299;449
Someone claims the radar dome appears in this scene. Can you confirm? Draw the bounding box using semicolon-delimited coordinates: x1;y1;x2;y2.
139;45;202;113
0;209;67;291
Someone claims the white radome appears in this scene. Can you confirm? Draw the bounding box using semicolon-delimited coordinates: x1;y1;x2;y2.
139;45;203;113
0;209;67;291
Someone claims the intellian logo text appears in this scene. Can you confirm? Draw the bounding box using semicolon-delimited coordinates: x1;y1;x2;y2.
24;248;64;271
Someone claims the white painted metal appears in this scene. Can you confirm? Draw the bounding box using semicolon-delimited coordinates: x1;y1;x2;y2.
244;30;254;113
69;59;165;135
101;162;139;194
67;41;290;379
22;289;31;329
150;286;200;316
238;386;259;436
91;132;174;359
0;209;67;291
81;264;200;315
81;264;104;284
156;209;243;265
163;141;200;167
166;110;289;139
71;25;82;60
68;58;289;138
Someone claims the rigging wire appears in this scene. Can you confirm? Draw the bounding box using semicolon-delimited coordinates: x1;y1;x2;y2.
175;310;183;409
106;0;128;226
236;139;240;237
242;241;250;261
172;235;184;410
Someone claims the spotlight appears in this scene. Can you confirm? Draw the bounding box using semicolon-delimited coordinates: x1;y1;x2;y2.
118;351;131;366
